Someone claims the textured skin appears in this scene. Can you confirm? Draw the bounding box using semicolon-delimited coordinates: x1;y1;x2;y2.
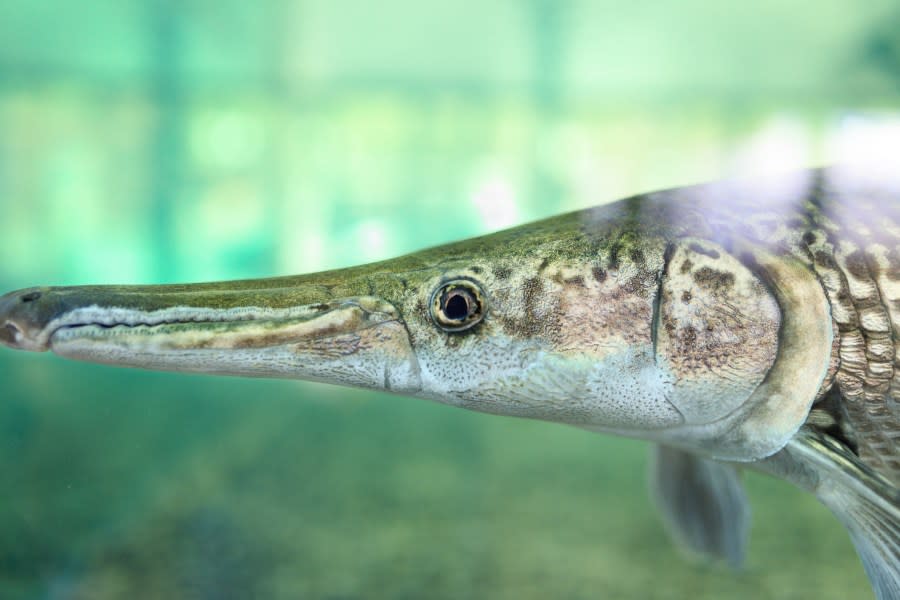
0;167;898;483
802;175;900;485
3;167;898;600
658;168;900;484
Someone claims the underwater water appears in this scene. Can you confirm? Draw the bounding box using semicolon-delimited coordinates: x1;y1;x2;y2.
1;1;899;598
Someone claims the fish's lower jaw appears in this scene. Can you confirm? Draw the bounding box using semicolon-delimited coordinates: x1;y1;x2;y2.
48;314;422;393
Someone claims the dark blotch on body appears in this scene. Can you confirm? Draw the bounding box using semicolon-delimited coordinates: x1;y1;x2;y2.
814;250;839;271
844;250;870;280
493;267;512;280
680;259;694;275
523;277;543;316
693;267;735;290
592;266;607;283
503;276;545;337
681;325;698;346
609;245;620;270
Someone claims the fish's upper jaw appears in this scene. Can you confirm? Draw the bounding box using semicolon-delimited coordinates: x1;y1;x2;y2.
0;281;423;394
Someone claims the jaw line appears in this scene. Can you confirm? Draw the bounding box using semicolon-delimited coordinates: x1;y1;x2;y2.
40;296;422;392
43;298;402;353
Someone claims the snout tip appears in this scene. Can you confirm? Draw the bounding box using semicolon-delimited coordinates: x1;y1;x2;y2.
0;321;23;348
0;287;51;351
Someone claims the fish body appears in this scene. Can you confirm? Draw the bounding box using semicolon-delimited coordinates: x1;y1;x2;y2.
1;167;898;598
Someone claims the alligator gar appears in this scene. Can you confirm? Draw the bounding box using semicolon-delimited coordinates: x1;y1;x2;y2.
1;167;898;598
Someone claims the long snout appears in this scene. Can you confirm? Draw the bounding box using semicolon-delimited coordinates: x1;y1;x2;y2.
0;278;421;393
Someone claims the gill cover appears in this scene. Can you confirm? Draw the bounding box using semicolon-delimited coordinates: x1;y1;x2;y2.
655;238;781;425
653;239;833;460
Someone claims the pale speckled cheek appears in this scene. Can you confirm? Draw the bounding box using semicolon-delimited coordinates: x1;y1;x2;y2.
416;337;683;430
580;349;682;428
415;336;539;400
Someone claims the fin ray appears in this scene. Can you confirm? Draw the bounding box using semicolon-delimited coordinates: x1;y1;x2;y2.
804;434;900;600
767;429;900;600
651;444;750;568
828;487;900;600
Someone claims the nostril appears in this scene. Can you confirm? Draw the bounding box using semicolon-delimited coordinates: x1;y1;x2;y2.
1;322;22;346
20;291;41;303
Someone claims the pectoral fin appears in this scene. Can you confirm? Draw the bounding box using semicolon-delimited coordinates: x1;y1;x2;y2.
651;444;750;568
822;483;900;600
765;430;900;600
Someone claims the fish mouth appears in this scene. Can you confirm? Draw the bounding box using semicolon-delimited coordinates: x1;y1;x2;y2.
45;298;394;352
0;285;422;392
0;321;23;348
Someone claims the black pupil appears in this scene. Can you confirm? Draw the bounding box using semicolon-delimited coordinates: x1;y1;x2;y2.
443;292;471;321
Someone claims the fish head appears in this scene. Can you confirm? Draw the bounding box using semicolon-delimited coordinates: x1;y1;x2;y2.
0;199;831;460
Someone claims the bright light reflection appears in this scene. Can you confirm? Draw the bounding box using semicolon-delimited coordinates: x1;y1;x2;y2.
729;117;811;177
470;174;520;230
354;220;389;262
827;114;900;186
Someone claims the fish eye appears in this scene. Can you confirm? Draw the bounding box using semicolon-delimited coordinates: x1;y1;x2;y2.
430;279;485;332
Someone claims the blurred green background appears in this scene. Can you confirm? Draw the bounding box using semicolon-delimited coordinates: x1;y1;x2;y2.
1;1;899;599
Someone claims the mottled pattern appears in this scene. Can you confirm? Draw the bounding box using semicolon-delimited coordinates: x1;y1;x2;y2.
658;168;900;484
1;166;898;484
807;178;900;485
655;238;780;424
